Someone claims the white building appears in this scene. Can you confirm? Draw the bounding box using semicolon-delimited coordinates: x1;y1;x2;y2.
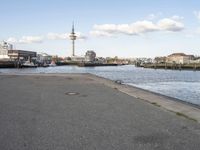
85;51;96;62
37;53;52;64
69;50;97;63
189;58;200;64
166;53;194;64
71;56;85;62
0;41;13;59
96;57;106;64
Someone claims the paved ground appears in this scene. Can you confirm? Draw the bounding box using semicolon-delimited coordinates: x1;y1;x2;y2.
0;74;200;150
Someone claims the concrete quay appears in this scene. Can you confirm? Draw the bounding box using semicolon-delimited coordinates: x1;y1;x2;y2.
0;73;200;150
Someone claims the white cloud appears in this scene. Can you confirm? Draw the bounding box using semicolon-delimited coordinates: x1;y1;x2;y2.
47;33;68;40
76;32;87;40
90;30;114;37
93;21;158;36
130;21;158;34
6;32;87;45
93;24;118;33
158;18;184;31
91;17;184;37
7;36;43;44
47;32;87;40
7;37;18;43
19;36;43;44
194;11;200;20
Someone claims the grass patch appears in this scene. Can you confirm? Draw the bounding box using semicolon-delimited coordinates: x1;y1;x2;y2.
151;102;161;107
176;112;197;122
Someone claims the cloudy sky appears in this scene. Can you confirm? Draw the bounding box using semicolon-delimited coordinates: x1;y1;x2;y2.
1;0;200;58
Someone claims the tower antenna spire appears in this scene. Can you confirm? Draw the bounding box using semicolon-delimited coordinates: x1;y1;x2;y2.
72;21;75;34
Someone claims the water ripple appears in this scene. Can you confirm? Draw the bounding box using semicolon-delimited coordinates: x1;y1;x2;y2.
1;65;200;105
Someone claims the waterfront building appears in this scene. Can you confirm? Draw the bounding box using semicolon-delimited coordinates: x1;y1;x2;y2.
71;56;85;62
166;53;194;64
96;57;106;64
0;41;13;59
189;57;200;64
154;57;167;63
136;58;153;64
85;50;96;62
52;55;60;62
37;53;52;64
8;50;37;61
0;41;37;62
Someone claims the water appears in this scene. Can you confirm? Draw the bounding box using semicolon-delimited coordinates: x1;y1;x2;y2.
1;65;200;106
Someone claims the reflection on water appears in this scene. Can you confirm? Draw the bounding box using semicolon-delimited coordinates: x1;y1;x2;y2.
1;65;200;105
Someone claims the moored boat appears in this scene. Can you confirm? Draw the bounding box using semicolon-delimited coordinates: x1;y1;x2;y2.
21;61;37;68
49;61;56;67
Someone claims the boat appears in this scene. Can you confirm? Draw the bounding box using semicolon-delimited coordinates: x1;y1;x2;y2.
49;61;56;67
21;61;37;68
42;63;49;67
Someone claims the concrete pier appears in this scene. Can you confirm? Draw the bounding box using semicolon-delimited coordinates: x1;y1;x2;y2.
141;63;200;71
0;74;200;150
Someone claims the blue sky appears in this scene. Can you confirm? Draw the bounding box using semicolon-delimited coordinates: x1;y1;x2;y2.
1;0;200;58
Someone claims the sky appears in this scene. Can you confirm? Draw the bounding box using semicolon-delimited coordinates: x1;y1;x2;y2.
1;0;200;58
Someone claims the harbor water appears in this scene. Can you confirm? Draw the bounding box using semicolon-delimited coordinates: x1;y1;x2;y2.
1;65;200;106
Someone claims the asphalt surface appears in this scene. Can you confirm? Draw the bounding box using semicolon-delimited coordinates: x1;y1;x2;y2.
0;74;200;150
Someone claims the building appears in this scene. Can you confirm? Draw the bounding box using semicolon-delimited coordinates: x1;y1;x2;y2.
0;41;37;62
0;41;13;59
85;50;96;62
135;58;153;64
37;53;52;64
166;53;194;64
96;57;106;64
71;56;85;62
154;57;167;63
69;50;97;63
189;57;200;64
8;50;37;61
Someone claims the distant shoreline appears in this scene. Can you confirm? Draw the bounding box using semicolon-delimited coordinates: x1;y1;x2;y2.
138;63;200;71
0;60;122;68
